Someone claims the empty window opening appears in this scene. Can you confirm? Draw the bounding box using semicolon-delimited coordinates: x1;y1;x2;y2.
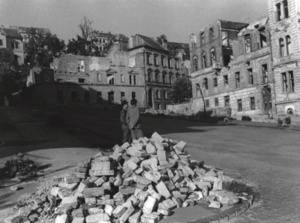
78;78;85;83
154;55;159;66
282;71;295;92
215;98;219;107
193;55;198;71
155;71;159;82
203;78;208;90
237;99;242;112
222;31;229;46
250;97;255;110
108;91;114;103
286;35;291;56
200;32;205;45
147;54;151;64
289;71;294;92
224;75;228;86
279;38;285;57
132;92;136;99
169;73;173;84
168;57;172;68
248;68;253;84
283;0;289;18
245;34;251;54
224;96;230;107
78;59;85;72
209;28;214;40
235;72;240;88
211;48;216;66
107;73;114;84
121;92;125;101
260;33;267;48
213;77;218;87
121;74;125;83
202;53;207;68
262;64;268;83
276;3;281;21
223;55;231;67
161;56;165;66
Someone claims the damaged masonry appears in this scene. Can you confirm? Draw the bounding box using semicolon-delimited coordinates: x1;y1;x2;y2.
11;132;254;223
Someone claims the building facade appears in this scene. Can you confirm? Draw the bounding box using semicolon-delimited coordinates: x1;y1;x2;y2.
0;26;24;65
268;0;300;115
34;34;189;109
9;26;50;46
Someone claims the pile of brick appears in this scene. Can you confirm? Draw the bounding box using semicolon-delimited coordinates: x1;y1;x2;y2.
24;132;242;223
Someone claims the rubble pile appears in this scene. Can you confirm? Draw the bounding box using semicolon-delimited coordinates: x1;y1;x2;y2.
19;132;246;223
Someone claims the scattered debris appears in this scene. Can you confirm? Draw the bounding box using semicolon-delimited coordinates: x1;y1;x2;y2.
10;132;253;223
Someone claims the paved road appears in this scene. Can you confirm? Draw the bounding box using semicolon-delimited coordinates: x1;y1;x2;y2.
64;110;300;223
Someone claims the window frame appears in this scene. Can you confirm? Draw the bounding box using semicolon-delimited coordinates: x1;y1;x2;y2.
237;99;243;112
248;68;253;85
202;52;207;68
250;97;256;110
235;72;240;88
244;34;251;54
214;98;219;107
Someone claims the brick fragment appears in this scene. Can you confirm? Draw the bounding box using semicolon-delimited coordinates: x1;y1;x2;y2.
146;143;156;154
58;182;78;191
51;187;60;197
143;196;157;214
83;187;104;197
129;210;142;223
71;217;84;223
55;214;68;223
86;213;110;223
155;182;171;198
112;205;127;218
85;197;96;205
151;132;164;143
120;202;135;223
133;175;152;185
141;213;160;223
88;207;102;215
105;204;114;216
173;141;187;152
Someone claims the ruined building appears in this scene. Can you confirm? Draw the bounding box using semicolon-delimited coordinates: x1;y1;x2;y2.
35;34;189;109
190;0;300;116
0;26;24;65
268;0;300;115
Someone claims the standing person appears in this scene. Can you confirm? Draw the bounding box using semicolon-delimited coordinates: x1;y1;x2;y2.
120;100;131;144
126;99;144;140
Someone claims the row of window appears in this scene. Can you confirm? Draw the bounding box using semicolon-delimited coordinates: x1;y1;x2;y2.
193;48;216;70
146;53;180;69
195;64;269;93
97;73;138;86
204;96;256;110
155;89;169;100
147;70;182;84
0;40;19;49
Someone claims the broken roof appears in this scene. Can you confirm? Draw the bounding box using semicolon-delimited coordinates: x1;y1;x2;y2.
132;34;168;52
167;42;189;49
219;20;248;30
1;28;23;39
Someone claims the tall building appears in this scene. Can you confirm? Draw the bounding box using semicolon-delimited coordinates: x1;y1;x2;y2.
268;0;300;115
0;26;24;65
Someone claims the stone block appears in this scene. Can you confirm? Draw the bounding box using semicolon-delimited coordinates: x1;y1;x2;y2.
172;197;182;208
85;197;96;205
173;141;187;152
155;182;171;198
60;196;78;209
127;159;138;170
141;213;160;223
154;140;164;151
103;182;111;191
123;177;134;186
51;187;60;197
86;213;110;223
105;204;114;216
88;207;102;215
152;171;161;181
143;196;157;214
209;190;239;205
183;199;195;207
89;177;99;183
55;214;68;223
76;172;86;179
134;167;144;175
157;208;170;216
120;203;135;223
76;167;87;173
119;186;136;196
58;182;78;191
143;172;157;183
209;200;221;208
83;187;104;198
65;174;80;184
112;205;127;218
146;143;156;154
133;175;152;185
122;169;133;178
77;182;87;193
151;132;164;143
93;169;114;176
72;208;84;218
94;156;110;162
147;188;161;201
121;142;130;149
160;199;176;210
213;178;222;191
157;150;167;165
71;217;84;223
129;210;142;223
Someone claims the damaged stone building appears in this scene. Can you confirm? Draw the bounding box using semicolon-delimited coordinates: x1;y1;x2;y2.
35;35;189;109
268;0;300;115
190;0;300;116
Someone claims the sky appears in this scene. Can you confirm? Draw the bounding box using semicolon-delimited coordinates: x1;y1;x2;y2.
0;0;268;44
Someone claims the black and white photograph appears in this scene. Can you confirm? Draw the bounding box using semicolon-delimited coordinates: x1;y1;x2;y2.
0;0;299;222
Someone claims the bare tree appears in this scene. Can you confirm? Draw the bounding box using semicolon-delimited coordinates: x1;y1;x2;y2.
79;16;93;41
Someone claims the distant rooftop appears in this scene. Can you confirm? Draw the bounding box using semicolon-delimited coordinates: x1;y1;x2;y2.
9;26;51;35
219;20;248;30
132;34;168;52
1;28;23;39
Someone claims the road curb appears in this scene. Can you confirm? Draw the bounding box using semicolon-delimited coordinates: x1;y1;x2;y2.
188;196;255;223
